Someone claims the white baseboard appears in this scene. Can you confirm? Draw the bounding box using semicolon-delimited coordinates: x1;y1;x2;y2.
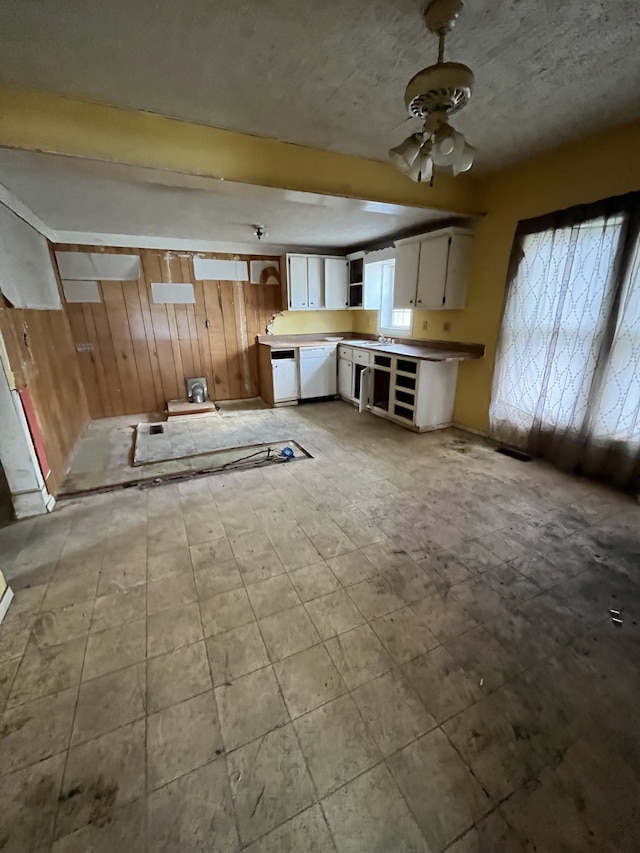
12;484;55;518
0;586;14;626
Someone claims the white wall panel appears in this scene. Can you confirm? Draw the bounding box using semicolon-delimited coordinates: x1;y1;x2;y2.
61;279;102;303
0;202;60;309
55;251;140;281
151;282;195;304
193;257;248;281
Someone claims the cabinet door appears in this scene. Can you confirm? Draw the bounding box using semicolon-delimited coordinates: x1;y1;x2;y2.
272;361;298;401
324;258;348;309
338;357;353;399
416;235;450;309
393;242;420;308
363;262;383;310
307;256;323;308
443;233;473;309
288;256;308;309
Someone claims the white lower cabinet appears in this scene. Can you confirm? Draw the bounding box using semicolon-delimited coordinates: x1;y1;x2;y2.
362;351;458;431
259;345;299;406
338;354;353;399
272;359;298;402
338;346;372;405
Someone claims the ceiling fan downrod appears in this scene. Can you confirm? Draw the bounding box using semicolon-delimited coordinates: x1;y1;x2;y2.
389;0;476;182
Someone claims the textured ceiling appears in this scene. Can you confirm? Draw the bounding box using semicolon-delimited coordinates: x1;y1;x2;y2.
0;1;639;172
0;150;457;250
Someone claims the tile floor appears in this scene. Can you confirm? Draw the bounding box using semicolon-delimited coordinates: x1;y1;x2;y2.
1;401;639;852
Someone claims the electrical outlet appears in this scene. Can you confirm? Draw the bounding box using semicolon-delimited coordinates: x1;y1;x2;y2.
443;321;451;332
422;319;428;331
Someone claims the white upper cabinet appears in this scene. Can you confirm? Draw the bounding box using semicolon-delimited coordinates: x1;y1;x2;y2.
285;254;347;310
307;256;323;308
442;232;474;310
324;257;349;309
393;242;421;309
394;228;474;310
416;233;451;308
288;255;310;308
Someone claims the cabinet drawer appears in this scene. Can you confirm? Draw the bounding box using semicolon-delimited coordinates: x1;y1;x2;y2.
352;349;371;365
393;404;415;422
396;373;416;391
338;345;353;360
396;358;418;374
394;389;415;407
374;354;392;368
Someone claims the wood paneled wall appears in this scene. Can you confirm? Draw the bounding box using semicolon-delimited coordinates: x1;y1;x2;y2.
0;302;90;495
57;247;283;418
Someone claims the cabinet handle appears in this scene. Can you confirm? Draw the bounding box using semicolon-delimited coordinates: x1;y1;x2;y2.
417;299;422;303
409;299;413;304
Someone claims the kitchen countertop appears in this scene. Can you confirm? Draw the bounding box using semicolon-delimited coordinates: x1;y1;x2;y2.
257;335;485;363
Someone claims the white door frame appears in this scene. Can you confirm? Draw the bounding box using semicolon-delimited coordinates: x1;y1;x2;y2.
0;331;54;518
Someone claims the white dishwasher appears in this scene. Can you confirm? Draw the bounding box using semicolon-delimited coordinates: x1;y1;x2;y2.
299;345;338;399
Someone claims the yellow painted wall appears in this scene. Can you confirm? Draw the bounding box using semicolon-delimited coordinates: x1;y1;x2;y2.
272;309;379;336
272;310;356;335
0;86;483;215
351;311;378;335
451;118;640;432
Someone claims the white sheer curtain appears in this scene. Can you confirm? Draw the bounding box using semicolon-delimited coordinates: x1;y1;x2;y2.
586;238;640;479
490;199;640;489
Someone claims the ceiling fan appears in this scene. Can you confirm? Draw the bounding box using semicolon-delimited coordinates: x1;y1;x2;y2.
389;0;475;182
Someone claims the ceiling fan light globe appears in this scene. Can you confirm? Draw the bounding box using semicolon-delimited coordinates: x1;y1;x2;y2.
436;136;456;156
389;133;423;173
432;127;466;166
452;143;476;175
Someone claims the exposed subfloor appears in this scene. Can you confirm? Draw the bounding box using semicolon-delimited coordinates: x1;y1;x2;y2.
60;398;291;494
1;400;639;852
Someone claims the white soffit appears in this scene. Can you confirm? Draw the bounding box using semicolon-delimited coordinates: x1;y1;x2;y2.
0;150;461;252
55;251;140;281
